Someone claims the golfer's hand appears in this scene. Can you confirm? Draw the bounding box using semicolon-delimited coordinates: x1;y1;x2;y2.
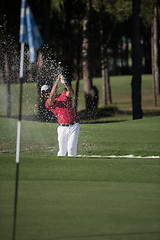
60;75;67;84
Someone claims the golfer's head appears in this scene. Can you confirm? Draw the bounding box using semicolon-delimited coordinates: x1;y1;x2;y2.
41;85;51;98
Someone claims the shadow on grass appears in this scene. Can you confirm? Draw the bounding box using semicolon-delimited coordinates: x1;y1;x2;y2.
77;106;160;124
0;106;159;124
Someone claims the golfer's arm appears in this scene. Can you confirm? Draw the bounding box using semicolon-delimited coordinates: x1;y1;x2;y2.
47;75;60;106
65;83;74;98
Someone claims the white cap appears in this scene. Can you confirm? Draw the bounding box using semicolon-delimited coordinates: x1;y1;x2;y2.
41;85;51;92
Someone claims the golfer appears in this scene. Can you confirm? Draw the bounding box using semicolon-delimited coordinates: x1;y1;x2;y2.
41;74;79;156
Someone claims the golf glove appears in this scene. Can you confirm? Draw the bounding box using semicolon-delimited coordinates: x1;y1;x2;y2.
60;76;67;84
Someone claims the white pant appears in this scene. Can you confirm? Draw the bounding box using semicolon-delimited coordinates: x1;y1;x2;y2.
57;122;80;156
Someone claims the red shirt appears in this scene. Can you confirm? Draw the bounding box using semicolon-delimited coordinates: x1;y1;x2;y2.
46;91;78;124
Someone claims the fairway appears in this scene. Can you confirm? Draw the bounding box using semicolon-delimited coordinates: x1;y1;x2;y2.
0;116;160;240
0;156;160;240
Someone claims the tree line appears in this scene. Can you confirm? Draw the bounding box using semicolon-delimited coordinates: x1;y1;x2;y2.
0;0;159;120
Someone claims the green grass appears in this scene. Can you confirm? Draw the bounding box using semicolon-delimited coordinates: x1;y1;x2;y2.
0;155;160;240
0;82;38;116
0;114;160;239
0;116;160;156
72;74;160;114
0;75;160;122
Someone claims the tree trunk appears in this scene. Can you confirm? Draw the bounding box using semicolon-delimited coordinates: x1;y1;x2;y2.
82;0;92;94
151;0;159;106
100;40;112;105
102;65;112;105
63;0;72;70
131;0;143;120
100;0;112;106
5;51;11;117
74;77;80;114
143;35;151;74
124;37;130;75
74;50;81;114
82;0;98;114
36;1;55;122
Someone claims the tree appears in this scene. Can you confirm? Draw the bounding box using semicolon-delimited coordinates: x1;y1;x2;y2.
151;0;159;106
99;0;112;105
97;0;133;105
62;0;72;73
131;0;143;120
31;0;54;122
82;0;98;115
0;0;157;121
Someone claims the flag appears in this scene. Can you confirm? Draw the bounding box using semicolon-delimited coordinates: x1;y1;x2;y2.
19;0;43;63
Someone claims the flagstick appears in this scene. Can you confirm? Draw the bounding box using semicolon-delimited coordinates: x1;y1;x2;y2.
13;42;24;240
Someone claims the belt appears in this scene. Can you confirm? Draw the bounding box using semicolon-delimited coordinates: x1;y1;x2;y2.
59;120;78;127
